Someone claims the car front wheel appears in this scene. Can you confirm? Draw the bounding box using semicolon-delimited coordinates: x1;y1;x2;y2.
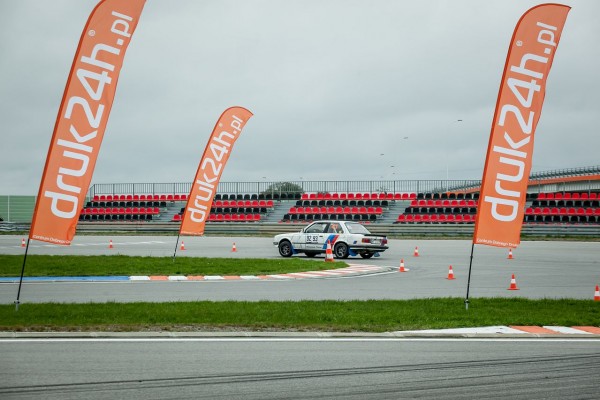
278;240;293;257
334;242;349;259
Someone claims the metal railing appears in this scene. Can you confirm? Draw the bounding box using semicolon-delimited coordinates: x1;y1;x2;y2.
530;165;600;179
86;166;600;198
87;180;484;198
87;176;600;200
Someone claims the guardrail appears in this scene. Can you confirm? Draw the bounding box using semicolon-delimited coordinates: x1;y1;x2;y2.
2;222;598;238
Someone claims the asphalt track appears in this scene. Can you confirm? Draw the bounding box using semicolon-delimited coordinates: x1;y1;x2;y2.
1;338;599;400
0;235;598;303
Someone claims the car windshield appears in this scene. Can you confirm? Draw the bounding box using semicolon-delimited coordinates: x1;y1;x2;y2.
346;222;371;234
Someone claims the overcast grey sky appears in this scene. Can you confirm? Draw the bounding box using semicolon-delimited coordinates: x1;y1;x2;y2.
1;0;598;195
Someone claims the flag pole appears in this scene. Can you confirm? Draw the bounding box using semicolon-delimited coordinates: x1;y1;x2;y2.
15;238;31;311
465;243;475;310
172;233;181;262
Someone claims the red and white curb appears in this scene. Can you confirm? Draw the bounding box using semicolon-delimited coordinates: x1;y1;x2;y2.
395;325;600;336
129;264;390;281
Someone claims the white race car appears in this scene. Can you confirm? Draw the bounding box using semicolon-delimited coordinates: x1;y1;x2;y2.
273;220;389;259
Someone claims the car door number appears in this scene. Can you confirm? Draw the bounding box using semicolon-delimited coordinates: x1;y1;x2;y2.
306;235;320;243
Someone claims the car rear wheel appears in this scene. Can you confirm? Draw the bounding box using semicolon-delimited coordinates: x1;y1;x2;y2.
278;240;293;257
334;242;349;259
360;252;374;259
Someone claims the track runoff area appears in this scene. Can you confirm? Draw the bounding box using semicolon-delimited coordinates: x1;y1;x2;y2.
1;235;599;336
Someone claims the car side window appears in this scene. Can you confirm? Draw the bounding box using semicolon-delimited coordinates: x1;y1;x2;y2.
328;223;343;233
306;223;327;234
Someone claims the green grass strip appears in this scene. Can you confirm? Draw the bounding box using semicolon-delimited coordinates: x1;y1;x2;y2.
1;299;598;332
0;255;346;277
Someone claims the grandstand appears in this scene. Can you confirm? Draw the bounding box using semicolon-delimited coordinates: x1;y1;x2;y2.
1;166;599;231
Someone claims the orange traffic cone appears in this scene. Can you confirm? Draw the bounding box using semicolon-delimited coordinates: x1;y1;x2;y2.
594;285;600;301
231;242;237;252
399;258;408;272
413;246;419;257
447;265;456;280
325;241;334;262
507;274;519;290
109;240;113;249
508;248;514;259
21;238;25;247
180;241;185;250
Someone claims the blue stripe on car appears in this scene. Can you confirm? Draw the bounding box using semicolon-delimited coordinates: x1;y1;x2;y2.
322;234;339;249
